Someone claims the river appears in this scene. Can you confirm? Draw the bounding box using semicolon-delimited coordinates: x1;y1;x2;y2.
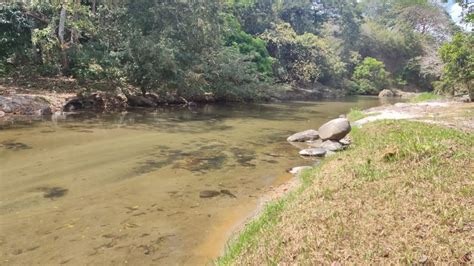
0;97;393;265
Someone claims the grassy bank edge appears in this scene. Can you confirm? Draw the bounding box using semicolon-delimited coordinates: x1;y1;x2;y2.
216;150;344;265
216;115;472;265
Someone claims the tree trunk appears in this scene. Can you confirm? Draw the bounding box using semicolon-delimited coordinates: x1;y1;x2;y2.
467;82;473;102
92;0;97;14
58;2;69;74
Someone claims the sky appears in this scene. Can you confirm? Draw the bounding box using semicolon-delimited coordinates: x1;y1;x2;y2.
441;0;472;30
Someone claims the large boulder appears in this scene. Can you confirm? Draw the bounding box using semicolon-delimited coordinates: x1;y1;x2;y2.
287;129;319;142
299;148;326;157
378;89;394;97
318;118;351;141
0;95;52;115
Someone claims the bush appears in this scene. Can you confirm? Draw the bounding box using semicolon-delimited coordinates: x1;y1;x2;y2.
351;57;389;95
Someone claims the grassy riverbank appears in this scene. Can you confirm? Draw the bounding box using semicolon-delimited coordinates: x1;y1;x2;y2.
218;119;473;264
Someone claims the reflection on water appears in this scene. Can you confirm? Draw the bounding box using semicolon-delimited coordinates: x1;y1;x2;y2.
0;97;394;265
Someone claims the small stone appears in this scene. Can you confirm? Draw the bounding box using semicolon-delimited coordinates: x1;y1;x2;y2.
419;255;428;264
288;166;312;175
299;148;326;157
0;111;5;117
339;138;351;146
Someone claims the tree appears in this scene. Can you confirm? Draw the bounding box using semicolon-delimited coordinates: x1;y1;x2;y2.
351;57;390;95
437;32;474;100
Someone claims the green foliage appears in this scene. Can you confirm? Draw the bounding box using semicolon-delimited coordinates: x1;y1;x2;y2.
359;21;423;73
0;3;33;75
0;0;465;101
409;92;442;103
351;57;389;94
401;57;438;90
202;46;274;101
437;33;474;99
223;15;273;75
261;23;346;85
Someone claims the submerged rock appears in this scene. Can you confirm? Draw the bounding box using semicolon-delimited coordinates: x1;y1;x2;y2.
199;190;221;198
318;118;351;141
320;140;344;152
220;189;237;198
287;129;319;142
299;148;326;157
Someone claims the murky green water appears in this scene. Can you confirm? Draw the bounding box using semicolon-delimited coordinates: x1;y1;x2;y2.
0;97;393;265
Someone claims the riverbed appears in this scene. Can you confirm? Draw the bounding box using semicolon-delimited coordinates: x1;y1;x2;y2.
0;97;392;265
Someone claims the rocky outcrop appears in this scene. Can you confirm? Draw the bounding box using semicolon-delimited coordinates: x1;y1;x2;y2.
126;94;157;107
287;129;319;142
379;89;394;97
299;148;326;157
64;92;127;112
0;95;52;116
318;118;351;141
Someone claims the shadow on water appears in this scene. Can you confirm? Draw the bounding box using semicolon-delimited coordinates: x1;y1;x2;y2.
129;142;261;177
0;97;391;134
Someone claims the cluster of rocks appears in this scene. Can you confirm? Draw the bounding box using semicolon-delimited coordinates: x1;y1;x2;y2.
287;117;352;175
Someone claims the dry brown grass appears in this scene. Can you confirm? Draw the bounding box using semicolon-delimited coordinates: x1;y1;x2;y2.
219;120;474;265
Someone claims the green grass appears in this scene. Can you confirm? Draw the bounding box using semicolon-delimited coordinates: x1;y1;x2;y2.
217;120;473;264
215;168;315;265
410;92;442;103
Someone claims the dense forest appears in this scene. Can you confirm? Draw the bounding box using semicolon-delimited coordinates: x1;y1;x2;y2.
1;0;473;102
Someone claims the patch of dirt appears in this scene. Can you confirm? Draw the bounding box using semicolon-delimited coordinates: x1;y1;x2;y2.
355;100;474;132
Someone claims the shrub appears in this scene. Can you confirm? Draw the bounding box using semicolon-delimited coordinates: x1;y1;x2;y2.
351;57;389;95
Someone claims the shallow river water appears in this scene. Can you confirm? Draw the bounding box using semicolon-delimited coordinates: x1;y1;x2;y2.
0;97;392;265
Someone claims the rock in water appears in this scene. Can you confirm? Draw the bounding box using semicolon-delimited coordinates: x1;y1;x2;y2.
287;129;319;142
0;95;52;115
299;148;326;157
318;118;351;141
320;140;344;152
289;166;312;174
378;89;394;97
199;190;221;198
